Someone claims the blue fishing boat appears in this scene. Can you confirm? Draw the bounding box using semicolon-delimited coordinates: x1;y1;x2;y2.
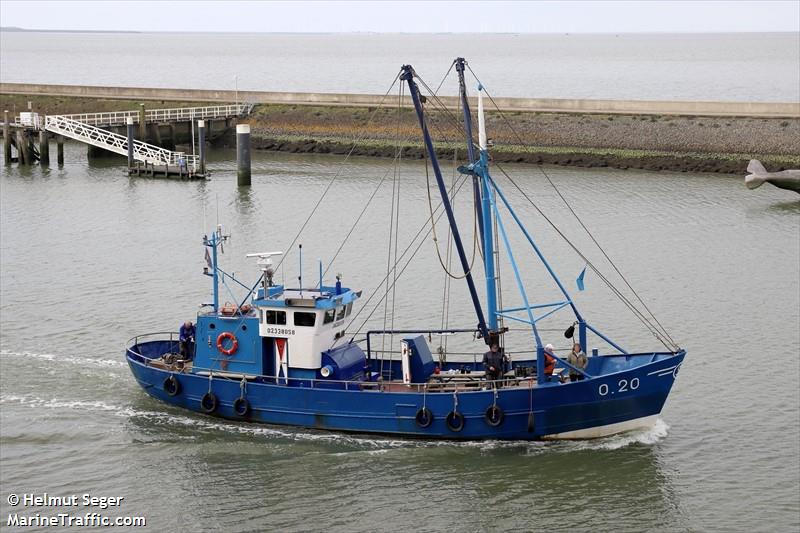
126;60;685;440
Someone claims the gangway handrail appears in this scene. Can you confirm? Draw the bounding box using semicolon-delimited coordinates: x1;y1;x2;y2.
56;104;251;127
44;114;199;170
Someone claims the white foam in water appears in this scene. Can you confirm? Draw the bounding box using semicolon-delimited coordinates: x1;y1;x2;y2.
556;418;671;453
0;392;668;452
0;349;126;368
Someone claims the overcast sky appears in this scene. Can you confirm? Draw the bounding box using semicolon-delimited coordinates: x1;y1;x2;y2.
1;0;798;33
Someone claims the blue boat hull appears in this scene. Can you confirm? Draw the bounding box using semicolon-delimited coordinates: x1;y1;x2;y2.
126;341;684;440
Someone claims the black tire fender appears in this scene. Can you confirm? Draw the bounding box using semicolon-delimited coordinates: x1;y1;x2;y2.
233;397;250;417
445;411;465;432
415;407;433;428
200;392;217;414
163;375;181;397
485;405;504;427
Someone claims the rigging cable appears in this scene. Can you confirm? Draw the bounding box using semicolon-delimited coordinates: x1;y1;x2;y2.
274;70;402;273
344;174;472;344
492;163;675;351
467;64;679;350
321;64;461;279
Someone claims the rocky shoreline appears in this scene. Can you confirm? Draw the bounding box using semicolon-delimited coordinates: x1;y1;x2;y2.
3;93;798;174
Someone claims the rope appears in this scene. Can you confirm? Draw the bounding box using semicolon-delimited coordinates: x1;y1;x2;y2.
380;84;404;376
424;148;479;279
345;174;471;343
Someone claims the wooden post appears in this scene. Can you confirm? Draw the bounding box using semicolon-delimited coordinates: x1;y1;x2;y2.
3;110;10;164
39;130;49;166
57;135;64;166
16;131;28;165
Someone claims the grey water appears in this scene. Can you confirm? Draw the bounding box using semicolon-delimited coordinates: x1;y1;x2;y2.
1;143;799;531
1;31;799;102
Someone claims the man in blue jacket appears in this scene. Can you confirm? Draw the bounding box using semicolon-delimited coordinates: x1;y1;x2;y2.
179;321;195;360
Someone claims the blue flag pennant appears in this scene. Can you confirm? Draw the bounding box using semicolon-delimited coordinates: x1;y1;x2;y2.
576;267;587;291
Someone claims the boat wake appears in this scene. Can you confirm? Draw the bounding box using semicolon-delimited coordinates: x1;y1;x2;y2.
0;349;126;369
0;392;669;452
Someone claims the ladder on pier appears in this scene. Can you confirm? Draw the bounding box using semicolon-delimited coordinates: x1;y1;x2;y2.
44;115;199;172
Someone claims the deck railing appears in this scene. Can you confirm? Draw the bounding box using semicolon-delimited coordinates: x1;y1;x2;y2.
125;332;527;392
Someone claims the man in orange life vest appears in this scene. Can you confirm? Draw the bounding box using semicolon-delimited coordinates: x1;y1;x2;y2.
544;343;558;380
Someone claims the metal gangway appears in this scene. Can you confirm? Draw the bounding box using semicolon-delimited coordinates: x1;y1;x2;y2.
52;103;253;128
44;114;199;171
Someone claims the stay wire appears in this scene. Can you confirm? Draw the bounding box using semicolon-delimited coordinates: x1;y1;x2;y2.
345;174;471;344
323;64;460;280
275;70;402;273
492;163;674;351
468;64;678;350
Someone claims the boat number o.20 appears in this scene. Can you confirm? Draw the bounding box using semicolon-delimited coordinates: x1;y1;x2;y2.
598;378;639;396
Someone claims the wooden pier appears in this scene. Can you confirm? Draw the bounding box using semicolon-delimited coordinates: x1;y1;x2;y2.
2;103;251;178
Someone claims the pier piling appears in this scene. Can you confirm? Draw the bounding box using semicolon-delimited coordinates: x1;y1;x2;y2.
126;117;134;168
39;130;49;166
236;123;251;186
198;120;206;175
3;110;10;164
57;135;64;166
16;131;30;165
138;104;146;141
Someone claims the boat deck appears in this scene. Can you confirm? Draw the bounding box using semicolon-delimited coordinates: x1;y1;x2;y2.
143;353;556;392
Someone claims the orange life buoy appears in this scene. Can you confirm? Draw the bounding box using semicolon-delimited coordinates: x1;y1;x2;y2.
216;332;238;356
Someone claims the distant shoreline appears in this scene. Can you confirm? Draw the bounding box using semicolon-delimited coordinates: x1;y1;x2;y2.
0;26;140;34
1;27;797;36
2;88;797;175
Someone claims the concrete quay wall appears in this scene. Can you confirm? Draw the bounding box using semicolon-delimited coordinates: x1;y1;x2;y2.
2;82;798;118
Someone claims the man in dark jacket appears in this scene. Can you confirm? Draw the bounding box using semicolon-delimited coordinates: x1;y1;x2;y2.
179;321;195;360
483;343;504;383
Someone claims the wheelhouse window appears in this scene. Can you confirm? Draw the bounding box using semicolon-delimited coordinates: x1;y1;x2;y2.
345;302;353;317
336;306;346;320
266;310;286;325
323;308;335;324
294;312;316;327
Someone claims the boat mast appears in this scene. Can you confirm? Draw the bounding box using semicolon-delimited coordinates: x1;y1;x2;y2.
204;225;229;314
400;65;491;344
454;61;500;336
454;58;485;253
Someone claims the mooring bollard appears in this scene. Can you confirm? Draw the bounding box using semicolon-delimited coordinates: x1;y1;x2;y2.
236;123;251;186
3;110;11;164
39;130;49;166
126;117;134;170
57;135;64;166
198;119;206;176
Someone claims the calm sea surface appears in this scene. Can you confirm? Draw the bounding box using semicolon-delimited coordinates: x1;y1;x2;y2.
1;144;798;531
1;31;799;101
